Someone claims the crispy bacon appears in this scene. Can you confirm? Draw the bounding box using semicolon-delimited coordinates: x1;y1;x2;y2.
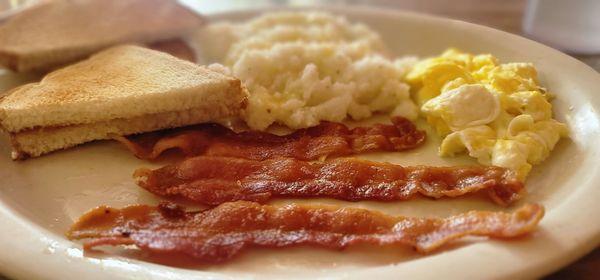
134;156;524;206
115;117;426;161
67;201;544;263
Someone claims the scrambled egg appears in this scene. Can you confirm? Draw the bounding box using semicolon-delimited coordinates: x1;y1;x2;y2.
407;49;568;179
200;12;418;130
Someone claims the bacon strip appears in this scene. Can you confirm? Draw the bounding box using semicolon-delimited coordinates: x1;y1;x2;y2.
134;156;524;206
115;117;426;160
67;201;544;263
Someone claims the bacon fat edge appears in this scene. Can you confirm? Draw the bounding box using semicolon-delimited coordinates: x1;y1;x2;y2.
134;156;524;206
67;201;544;263
115;117;426;160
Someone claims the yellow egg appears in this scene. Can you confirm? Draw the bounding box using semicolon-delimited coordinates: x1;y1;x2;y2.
530;119;569;149
440;125;496;164
502;63;539;82
514;133;548;165
492;139;532;179
416;84;443;106
508;91;553;121
415;62;474;105
441;48;472;67
407;48;568;179
485;63;540;94
405;57;441;84
471;54;498;71
440;77;470;93
425;115;451;136
507;114;535;137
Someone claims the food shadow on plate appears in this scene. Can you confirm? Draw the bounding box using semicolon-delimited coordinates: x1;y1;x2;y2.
81;242;433;271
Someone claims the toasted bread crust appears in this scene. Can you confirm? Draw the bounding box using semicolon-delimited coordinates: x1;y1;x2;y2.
0;0;204;72
0;45;241;132
9;97;247;159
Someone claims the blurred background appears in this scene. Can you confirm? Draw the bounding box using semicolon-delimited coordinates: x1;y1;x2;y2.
180;0;600;71
0;0;597;279
1;0;599;71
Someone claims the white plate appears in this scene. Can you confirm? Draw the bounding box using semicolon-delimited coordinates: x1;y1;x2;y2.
0;6;599;280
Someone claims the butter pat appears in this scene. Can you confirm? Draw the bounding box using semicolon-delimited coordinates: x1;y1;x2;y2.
422;84;500;132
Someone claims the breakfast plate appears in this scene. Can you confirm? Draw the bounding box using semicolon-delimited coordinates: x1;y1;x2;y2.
0;5;599;280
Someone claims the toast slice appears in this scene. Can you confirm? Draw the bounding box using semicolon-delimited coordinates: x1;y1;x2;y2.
0;0;204;72
0;45;247;159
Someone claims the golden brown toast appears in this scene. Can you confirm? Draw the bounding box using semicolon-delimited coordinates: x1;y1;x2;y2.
0;45;247;159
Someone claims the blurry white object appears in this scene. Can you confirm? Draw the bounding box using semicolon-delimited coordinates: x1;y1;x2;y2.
524;0;600;54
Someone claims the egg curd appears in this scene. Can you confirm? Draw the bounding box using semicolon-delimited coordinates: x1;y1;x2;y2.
199;12;418;130
406;49;568;179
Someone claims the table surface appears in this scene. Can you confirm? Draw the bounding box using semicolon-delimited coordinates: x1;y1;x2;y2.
0;0;598;279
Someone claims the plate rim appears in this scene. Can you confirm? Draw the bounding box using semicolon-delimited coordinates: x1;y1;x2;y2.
0;4;599;280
